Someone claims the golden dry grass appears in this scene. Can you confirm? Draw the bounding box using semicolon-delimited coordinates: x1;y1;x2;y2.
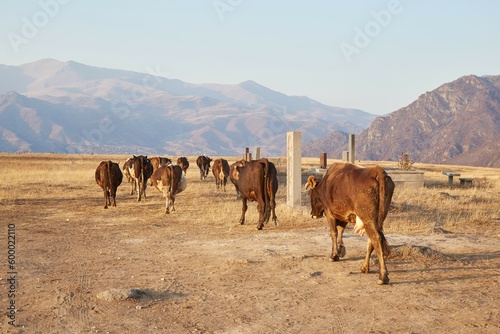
0;153;498;235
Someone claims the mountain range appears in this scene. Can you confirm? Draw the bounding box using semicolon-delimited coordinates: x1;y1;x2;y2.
1;59;499;167
305;75;500;167
0;59;373;156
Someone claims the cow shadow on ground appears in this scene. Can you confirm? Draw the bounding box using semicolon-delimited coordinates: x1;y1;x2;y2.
388;250;500;285
390;269;500;285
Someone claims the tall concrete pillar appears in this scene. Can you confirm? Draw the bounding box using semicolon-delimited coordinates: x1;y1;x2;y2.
349;134;355;164
287;131;302;208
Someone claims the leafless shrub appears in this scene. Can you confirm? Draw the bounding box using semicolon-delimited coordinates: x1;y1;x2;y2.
397;152;414;171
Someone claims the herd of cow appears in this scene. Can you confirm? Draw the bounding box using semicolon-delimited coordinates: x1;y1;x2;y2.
95;156;395;285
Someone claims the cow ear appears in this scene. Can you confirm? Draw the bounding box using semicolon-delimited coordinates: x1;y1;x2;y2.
306;175;317;190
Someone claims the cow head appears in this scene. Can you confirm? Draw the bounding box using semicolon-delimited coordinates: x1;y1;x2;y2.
306;175;324;219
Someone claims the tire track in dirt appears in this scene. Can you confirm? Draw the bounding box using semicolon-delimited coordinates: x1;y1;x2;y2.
333;305;348;333
54;253;95;331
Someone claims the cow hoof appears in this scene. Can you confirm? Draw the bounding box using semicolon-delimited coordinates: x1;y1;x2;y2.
330;255;340;262
338;245;346;258
360;265;369;273
257;224;264;230
377;276;390;285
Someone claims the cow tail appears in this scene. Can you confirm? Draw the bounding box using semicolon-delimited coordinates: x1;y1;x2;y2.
105;161;111;191
140;157;144;191
377;168;391;257
262;159;271;223
167;165;174;195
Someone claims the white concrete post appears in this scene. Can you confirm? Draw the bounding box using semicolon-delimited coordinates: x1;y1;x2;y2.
255;147;260;160
349;134;355;164
287;131;302;207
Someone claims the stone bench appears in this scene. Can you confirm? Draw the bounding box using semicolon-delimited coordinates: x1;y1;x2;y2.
442;171;461;186
459;178;474;187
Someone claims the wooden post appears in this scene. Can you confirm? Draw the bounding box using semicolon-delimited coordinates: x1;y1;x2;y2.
348;134;355;163
287;131;302;208
319;153;327;169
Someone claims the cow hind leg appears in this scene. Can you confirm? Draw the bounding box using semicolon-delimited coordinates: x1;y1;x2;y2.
256;199;267;230
363;228;390;285
270;198;278;227
337;221;347;258
111;188;117;207
103;190;108;209
360;239;373;274
170;195;176;212
165;194;171;214
326;215;341;261
239;198;248;225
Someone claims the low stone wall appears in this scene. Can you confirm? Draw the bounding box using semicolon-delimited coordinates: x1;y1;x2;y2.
384;168;425;187
278;168;425;188
277;170;324;186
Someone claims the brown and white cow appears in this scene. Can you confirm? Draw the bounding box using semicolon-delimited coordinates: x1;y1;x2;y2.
151;164;187;214
127;155;153;201
122;158;133;184
149;157;172;185
229;158;278;230
306;163;395;285
212;158;230;191
196;155;212;180
177;157;189;175
95;160;123;209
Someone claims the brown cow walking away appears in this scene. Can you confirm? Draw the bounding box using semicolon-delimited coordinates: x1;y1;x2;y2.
151;164;187;214
196;155;212;180
306;163;395;285
177;157;189;175
212;158;230;191
95;160;123;209
229;158;278;230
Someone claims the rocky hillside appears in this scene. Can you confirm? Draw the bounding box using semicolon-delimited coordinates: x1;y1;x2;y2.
306;75;500;167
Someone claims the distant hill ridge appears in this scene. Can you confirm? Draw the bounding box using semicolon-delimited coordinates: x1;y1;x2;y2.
0;59;374;156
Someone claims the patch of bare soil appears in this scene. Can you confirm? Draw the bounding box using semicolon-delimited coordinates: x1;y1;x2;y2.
1;167;499;333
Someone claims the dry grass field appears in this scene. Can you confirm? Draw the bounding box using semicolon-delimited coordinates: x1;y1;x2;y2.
1;153;499;333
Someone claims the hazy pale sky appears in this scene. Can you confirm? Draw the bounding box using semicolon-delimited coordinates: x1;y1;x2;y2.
2;0;499;115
